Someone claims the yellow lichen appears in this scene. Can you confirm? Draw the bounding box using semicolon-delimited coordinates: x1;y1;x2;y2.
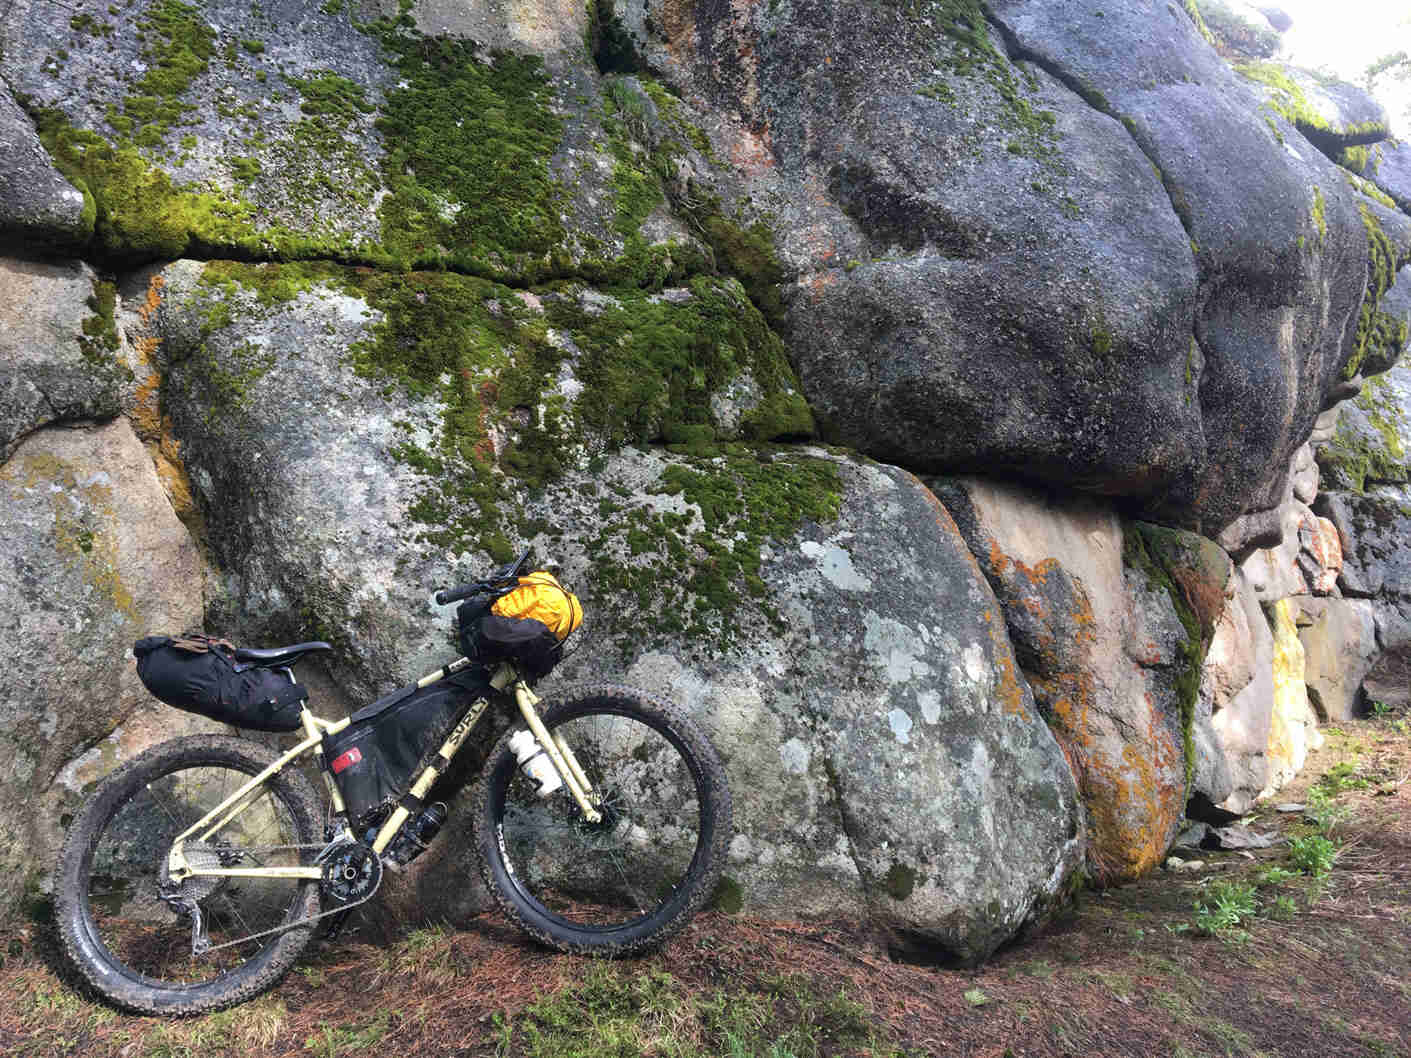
1;450;137;621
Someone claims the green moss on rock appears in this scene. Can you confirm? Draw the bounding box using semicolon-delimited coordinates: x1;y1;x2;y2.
1345;203;1410;381
710;875;744;913
1316;373;1408;491
884;862;918;901
32;110;260;260
120;0;216;143
200;261;814;562
588;448;842;651
1121;523;1228;791
1236;62;1390;144
374;36;568;277
545;276;813;449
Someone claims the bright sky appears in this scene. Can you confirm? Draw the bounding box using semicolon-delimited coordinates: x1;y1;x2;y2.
1276;0;1411;133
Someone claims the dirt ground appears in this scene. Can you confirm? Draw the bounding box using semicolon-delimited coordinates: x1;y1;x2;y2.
2;711;1408;1057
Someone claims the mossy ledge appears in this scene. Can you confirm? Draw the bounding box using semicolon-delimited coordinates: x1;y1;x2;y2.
1235;62;1390;151
197;261;816;564
26;0;798;338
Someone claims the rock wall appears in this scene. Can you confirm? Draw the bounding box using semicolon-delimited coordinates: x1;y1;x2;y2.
3;0;1410;959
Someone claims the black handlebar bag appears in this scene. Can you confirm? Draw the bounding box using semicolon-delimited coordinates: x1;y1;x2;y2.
133;635;307;732
323;667;489;829
456;572;582;681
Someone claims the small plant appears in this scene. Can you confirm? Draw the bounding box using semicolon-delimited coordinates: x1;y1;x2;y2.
1305;785;1352;833
1369;698;1393;718
964;987;990;1007
1319;761;1370;794
1254;866;1298;886
1268;894;1298;921
1288;834;1338;877
1191;880;1257;941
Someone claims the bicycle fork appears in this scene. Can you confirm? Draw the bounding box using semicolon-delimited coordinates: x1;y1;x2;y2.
508;678;602;822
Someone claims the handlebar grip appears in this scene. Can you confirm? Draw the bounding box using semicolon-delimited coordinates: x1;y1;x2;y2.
435;548;531;605
435;584;475;606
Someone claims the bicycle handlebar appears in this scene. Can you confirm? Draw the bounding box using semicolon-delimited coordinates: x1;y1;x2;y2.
434;547;533;606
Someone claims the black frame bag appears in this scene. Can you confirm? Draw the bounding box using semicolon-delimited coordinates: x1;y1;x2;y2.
133;635;307;733
323;667;488;828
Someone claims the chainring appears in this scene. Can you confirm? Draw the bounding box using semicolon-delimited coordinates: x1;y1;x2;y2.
320;842;383;906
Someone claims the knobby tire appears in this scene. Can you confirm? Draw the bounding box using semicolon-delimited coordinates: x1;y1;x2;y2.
473;684;731;954
56;735;321;1015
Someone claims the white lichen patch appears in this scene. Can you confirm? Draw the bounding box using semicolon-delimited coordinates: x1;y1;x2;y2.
888;707;914;744
778;736;811;773
918;689;942;724
799;538;873;591
863;611;934;683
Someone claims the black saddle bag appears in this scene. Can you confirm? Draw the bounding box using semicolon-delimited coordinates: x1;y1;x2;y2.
133;634;308;733
323;667;489;829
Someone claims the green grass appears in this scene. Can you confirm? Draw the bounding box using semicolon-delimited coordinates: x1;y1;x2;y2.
1191;880;1257;940
1287;835;1338;877
494;965;912;1058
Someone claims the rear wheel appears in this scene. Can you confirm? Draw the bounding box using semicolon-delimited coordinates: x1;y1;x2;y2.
56;736;321;1015
473;685;731;954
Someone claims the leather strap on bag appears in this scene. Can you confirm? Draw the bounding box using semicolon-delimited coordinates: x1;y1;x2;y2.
169;633;238;654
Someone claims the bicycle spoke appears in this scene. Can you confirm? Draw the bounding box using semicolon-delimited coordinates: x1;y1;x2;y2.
142;784;186;830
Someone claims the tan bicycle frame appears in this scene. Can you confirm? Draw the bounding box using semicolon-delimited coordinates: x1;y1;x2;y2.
164;659;599;885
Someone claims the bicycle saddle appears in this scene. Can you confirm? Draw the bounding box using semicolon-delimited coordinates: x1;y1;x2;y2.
233;641;333;666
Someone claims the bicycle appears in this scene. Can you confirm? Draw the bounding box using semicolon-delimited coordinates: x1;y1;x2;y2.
55;551;732;1015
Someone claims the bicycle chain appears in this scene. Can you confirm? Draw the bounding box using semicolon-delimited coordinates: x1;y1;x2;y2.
187;841;381;956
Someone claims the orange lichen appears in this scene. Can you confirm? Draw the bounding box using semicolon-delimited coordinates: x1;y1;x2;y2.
981;607;1030;721
136;273;166;326
980;530;1182;884
125;273;200;531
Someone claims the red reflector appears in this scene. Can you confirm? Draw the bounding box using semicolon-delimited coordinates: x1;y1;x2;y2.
331;747;362;774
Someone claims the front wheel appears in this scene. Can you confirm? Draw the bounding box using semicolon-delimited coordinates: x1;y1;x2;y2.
473;685;732;954
55;735;321;1015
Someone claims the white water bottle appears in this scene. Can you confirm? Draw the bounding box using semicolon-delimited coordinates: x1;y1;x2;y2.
507;730;563;798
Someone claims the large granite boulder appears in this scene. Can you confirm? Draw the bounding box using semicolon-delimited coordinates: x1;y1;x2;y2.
624;0;1205;502
931;478;1220;885
147;263;1084;956
543;453;1086;959
611;0;1378;537
0;0;718;286
0;88;89;250
0;256;125;460
986;0;1370;541
0;418;205;910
